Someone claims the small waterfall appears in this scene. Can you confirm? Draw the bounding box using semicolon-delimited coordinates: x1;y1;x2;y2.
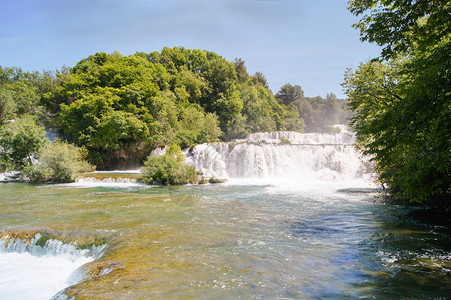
0;171;21;182
236;130;356;145
76;177;138;184
0;233;107;300
0;233;106;259
72;171;144;188
186;130;366;181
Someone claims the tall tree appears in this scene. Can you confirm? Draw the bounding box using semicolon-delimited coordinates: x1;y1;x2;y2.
348;0;450;59
345;0;450;206
275;84;304;106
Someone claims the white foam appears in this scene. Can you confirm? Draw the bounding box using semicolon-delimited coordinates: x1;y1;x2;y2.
91;169;142;174
0;171;21;182
0;252;91;300
234;130;356;145
186;141;366;181
0;234;105;300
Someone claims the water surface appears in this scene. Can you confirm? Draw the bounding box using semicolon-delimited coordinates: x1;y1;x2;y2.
0;181;450;299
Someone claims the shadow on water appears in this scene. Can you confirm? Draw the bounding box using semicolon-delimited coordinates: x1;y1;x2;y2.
288;202;451;299
360;207;451;298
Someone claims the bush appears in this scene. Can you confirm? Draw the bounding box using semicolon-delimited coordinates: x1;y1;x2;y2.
140;144;198;185
24;140;95;183
0;115;47;168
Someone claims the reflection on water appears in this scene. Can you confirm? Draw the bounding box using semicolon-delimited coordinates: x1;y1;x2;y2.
0;182;449;299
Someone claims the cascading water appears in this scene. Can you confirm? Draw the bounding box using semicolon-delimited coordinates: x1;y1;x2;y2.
0;233;106;300
186;130;367;181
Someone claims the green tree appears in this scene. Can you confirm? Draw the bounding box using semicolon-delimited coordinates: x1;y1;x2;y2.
251;72;269;89
275;84;304;106
0;88;16;124
241;83;278;132
234;58;250;83
175;105;221;148
345;0;450;206
0;115;47;167
348;0;450;60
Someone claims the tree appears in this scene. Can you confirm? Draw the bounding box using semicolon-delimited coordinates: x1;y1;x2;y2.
251;72;269;89
275;84;304;106
0;115;47;167
175;105;222;148
0;88;16;124
348;0;450;60
345;0;451;206
234;58;249;83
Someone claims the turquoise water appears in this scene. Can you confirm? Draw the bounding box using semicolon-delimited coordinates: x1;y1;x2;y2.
0;180;450;299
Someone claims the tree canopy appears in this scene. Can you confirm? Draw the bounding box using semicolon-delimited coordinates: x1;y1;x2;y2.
1;47;348;170
46;48;309;168
345;0;450;207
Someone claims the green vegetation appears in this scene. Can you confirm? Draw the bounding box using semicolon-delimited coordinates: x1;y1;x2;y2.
140;144;198;185
208;178;227;184
344;1;450;207
24;139;94;183
0;115;47;168
1;47;349;182
275;84;350;133
49;49;309;168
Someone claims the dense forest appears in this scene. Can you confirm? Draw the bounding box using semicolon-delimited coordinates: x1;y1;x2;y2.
0;47;348;172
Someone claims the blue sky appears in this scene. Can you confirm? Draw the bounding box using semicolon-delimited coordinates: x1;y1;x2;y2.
1;0;381;98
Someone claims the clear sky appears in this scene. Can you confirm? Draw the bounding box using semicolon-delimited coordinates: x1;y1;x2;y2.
1;0;381;98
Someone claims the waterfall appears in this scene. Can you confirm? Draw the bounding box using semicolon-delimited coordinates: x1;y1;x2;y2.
186;130;366;181
0;233;107;300
0;233;106;259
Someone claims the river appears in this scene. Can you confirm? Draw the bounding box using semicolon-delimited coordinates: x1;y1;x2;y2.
0;131;450;299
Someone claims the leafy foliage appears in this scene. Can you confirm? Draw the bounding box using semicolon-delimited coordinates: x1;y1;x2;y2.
140;144;198;185
275;84;348;132
345;0;450;207
1;47;347;174
348;0;450;60
0;115;47;168
23;140;94;183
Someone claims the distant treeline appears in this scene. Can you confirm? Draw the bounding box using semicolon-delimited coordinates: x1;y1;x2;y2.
0;47;349;169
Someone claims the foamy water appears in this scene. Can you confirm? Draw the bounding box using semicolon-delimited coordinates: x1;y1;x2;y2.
186;131;367;180
69;177;147;188
0;234;107;299
0;252;91;300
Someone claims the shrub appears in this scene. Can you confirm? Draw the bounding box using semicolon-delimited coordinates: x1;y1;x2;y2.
140;144;198;185
24;140;95;183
